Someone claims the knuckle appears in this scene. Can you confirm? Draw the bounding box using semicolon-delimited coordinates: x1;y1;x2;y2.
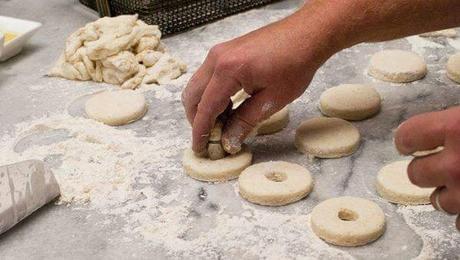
208;43;227;60
214;54;242;75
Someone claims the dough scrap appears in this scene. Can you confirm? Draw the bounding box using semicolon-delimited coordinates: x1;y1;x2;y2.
238;161;313;206
85;90;148;126
368;50;427;83
319;84;381;121
376;161;435;205
183;145;252;182
420;29;457;38
311;196;385;247
257;107;290;135
295;117;360;158
447;52;460;84
48;15;186;89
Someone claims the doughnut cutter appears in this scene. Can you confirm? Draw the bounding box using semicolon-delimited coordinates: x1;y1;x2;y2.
0;160;60;235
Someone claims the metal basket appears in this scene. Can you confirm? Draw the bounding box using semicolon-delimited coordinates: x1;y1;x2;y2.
79;0;280;36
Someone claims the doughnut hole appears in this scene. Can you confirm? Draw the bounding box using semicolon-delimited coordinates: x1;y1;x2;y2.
338;208;359;221
265;172;287;182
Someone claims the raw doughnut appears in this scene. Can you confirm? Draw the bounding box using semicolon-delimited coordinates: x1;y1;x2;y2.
183;145;252;182
376;161;435;205
447;53;460;83
85;90;147;126
257;107;290;135
311;196;385;247
368;50;427;83
238;161;313;206
319;84;381;121
295;117;360;158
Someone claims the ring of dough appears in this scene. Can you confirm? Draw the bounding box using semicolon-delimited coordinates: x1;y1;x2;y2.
256;107;290;135
85;90;148;126
238;161;313;206
368;50;427;83
183;145;252;182
319;84;381;121
447;52;460;83
376;161;435;205
311;196;385;247
295;117;360;158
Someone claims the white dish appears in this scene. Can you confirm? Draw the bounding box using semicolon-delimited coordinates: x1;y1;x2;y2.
0;16;42;62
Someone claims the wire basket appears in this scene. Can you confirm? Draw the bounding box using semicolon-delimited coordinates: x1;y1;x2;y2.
79;0;281;36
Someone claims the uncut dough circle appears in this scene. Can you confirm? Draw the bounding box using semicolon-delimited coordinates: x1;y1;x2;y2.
311;196;385;247
238;161;313;206
183;145;252;182
295;117;360;158
85;90;147;126
447;53;460;83
376;160;435;205
368;50;427;83
257;106;290;135
319;84;381;121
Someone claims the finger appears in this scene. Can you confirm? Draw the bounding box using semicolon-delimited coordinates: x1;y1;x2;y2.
192;74;241;153
430;187;460;214
182;50;219;124
407;151;449;188
395;110;447;155
222;89;284;154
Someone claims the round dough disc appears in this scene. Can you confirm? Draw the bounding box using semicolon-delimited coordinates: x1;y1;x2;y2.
447;52;460;84
295;117;360;158
368;50;427;83
238;161;313;206
376;160;435;205
311;196;386;247
257;106;290;135
85;90;147;126
183;145;252;182
319;84;381;121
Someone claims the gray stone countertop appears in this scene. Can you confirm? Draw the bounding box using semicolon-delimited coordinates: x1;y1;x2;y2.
0;0;459;259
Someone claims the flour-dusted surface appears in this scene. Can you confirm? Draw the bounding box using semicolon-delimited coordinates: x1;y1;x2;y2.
0;0;459;259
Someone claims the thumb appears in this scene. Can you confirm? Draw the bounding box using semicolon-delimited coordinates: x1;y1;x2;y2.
222;89;285;154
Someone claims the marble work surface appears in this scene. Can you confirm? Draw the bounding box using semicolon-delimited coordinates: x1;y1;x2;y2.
0;0;459;259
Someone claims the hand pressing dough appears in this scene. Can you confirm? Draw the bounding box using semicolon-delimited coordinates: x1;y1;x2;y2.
257;107;290;135
238;161;313;206
183;145;252;182
85;90;148;126
447;53;460;83
311;196;385;247
295;117;360;158
376;161;435;205
368;50;427;83
319;84;381;121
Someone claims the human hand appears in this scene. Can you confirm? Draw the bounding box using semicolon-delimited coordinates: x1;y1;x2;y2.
395;107;460;230
182;8;339;155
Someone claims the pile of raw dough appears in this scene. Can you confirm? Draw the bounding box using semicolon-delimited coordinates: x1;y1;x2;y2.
48;15;187;89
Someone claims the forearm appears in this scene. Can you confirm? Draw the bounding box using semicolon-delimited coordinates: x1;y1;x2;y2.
289;0;460;59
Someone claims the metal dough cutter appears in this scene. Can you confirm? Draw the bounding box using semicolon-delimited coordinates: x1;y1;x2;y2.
0;160;60;235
